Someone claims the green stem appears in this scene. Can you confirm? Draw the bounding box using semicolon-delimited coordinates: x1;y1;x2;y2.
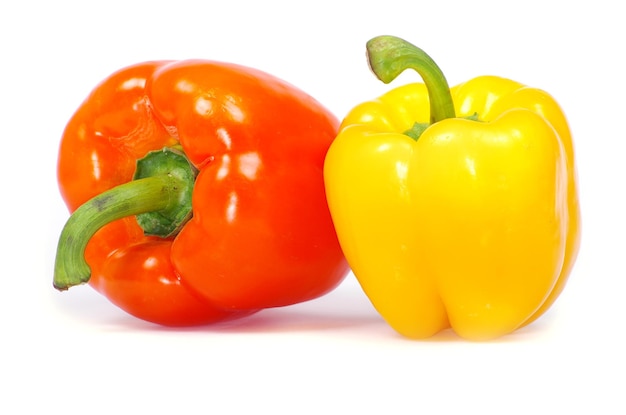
53;147;195;291
366;35;456;123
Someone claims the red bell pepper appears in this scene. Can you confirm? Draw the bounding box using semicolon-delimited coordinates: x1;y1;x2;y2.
54;60;349;325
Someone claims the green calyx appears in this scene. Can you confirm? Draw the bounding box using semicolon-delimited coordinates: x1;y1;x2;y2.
133;147;196;237
366;35;458;140
404;113;480;141
403;122;430;141
53;147;196;291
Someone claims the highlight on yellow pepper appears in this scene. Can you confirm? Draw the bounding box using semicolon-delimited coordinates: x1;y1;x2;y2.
323;35;581;340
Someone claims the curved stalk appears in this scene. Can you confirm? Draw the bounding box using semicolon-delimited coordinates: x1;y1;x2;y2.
366;35;456;123
54;147;195;290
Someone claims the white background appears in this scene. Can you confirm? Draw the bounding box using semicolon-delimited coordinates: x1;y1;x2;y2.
2;1;624;413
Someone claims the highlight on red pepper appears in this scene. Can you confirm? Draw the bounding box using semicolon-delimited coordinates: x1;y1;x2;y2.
54;59;349;326
323;35;581;340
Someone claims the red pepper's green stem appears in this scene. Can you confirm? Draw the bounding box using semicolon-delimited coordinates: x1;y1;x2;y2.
366;35;456;123
53;148;195;291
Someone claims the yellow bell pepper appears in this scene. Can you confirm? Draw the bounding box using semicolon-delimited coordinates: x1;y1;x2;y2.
324;35;581;340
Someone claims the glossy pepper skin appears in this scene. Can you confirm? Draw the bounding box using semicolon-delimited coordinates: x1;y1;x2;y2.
55;60;349;325
324;36;581;340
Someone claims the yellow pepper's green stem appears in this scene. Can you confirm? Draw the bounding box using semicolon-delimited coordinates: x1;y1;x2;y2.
53;147;196;291
366;35;456;123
